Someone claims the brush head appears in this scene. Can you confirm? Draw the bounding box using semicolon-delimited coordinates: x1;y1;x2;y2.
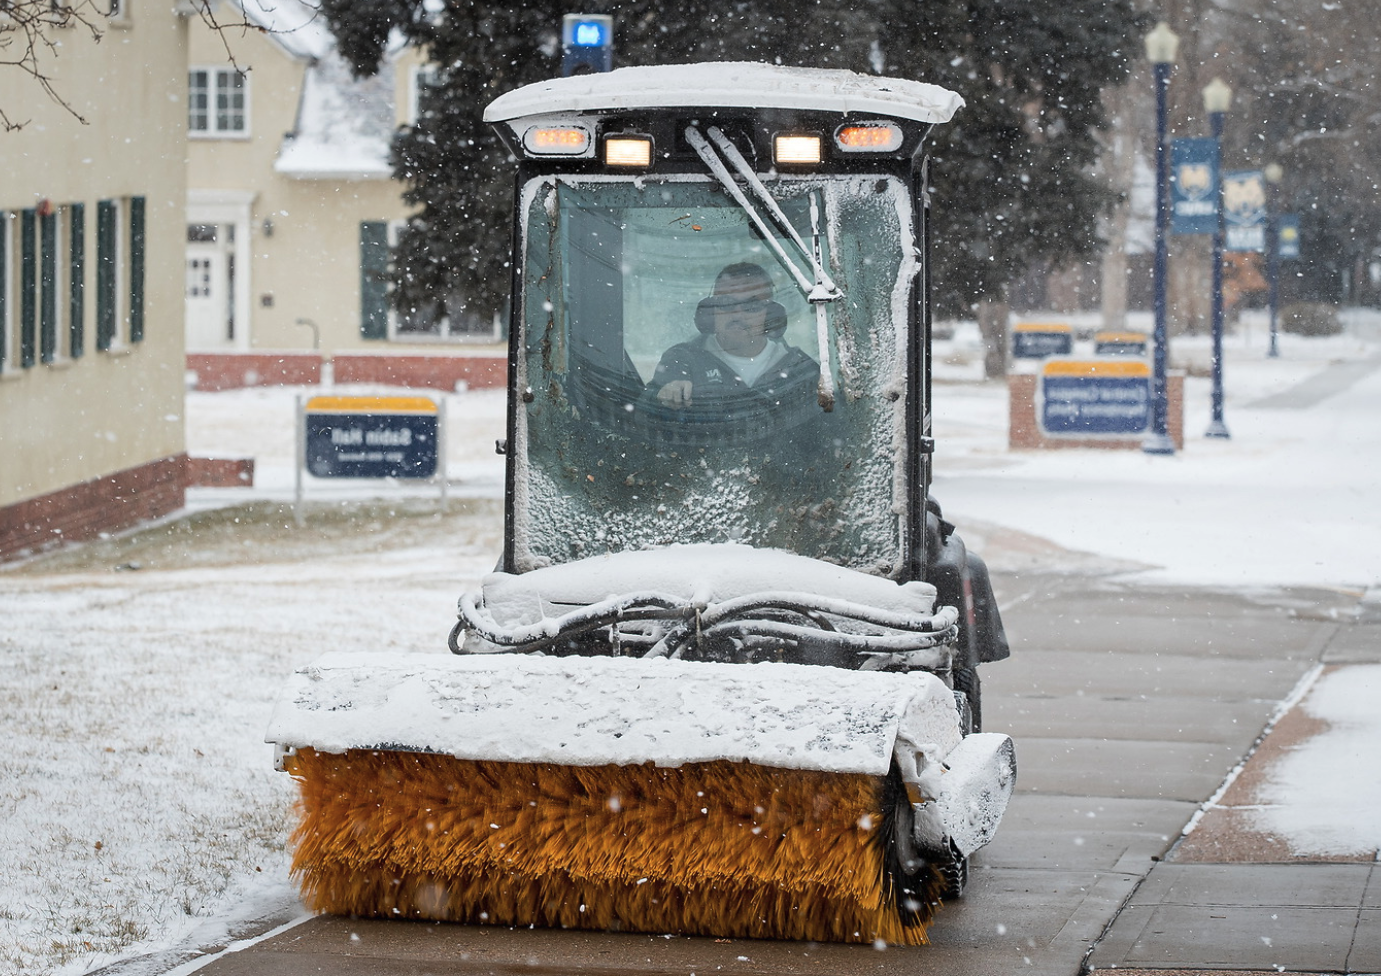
285;747;943;945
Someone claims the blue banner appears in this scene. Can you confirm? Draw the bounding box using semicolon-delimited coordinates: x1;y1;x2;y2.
1223;170;1266;252
1171;138;1219;236
1277;214;1301;260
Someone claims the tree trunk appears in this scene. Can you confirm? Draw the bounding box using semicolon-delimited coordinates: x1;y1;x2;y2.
977;299;1010;379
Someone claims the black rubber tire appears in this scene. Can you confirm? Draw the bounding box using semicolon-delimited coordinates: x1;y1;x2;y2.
953;664;982;733
938;843;969;900
880;768;945;926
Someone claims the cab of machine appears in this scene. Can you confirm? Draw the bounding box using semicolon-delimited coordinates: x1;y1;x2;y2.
484;64;962;580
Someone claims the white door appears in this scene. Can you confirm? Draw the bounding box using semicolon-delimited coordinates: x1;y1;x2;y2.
185;223;234;350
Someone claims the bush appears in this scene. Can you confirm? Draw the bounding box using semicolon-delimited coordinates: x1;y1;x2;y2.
1280;302;1342;337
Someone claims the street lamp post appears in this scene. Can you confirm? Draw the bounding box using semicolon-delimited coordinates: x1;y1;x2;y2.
1265;162;1283;358
1204;78;1232;439
1143;21;1179;455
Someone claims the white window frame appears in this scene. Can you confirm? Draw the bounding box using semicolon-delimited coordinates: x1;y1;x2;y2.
0;212;13;375
189;66;250;139
38;205;71;365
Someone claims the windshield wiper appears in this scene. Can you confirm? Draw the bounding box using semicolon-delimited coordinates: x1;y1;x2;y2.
705;126;840;302
684;124;839;410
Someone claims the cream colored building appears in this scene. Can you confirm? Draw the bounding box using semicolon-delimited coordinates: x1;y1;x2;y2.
0;1;191;560
184;1;506;392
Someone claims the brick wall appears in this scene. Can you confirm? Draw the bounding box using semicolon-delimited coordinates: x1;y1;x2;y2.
0;455;188;563
331;354;506;391
1009;372;1184;451
187;457;255;488
187;353;323;391
185;353;507;392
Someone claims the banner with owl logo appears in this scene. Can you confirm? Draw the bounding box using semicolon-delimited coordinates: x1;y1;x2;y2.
1171;138;1219;236
1223;170;1267;252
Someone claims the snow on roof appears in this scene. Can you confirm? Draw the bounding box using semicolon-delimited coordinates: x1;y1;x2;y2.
484;62;964;126
233;0;336;61
274;47;398;180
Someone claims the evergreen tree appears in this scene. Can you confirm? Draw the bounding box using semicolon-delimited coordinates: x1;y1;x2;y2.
320;0;1143;322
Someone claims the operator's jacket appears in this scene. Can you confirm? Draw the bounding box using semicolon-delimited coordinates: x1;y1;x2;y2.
639;337;820;441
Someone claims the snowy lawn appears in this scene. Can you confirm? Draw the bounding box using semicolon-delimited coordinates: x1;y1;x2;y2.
1;500;501;975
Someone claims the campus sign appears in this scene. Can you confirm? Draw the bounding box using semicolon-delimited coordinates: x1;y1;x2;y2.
304;396;439;478
1039;359;1151;438
1012;322;1073;359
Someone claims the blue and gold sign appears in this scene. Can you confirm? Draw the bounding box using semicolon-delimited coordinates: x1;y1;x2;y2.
1039;360;1151;437
305;396;439;479
1171;138;1219;236
1277;214;1301;260
1223;170;1266;252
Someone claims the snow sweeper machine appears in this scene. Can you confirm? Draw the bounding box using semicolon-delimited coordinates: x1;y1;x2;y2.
267;62;1015;947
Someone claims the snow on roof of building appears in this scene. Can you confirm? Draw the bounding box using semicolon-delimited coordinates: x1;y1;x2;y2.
274;48;397;180
484;62;964;126
233;0;335;61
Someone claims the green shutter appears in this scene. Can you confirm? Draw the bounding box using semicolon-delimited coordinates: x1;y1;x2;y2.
40;211;56;363
20;209;35;368
359;220;389;340
96;199;116;350
69;203;84;359
129;196;145;343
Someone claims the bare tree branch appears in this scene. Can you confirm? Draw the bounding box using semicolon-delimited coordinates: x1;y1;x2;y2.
1;0;324;129
0;0;106;129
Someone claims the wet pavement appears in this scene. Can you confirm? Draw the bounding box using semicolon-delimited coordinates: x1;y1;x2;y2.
166;566;1381;976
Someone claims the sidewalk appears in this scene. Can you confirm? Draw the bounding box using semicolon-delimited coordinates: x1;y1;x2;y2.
1086;611;1381;974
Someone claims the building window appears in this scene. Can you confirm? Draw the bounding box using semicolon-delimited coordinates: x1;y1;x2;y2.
38;207;64;363
108;0;132;28
0;213;11;372
189;67;248;137
69;203;85;359
359;220;500;343
20;209;36;368
0;204;85;370
409;65;440;126
95;196;145;351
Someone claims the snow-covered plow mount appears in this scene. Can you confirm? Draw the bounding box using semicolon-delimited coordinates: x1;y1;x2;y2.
269;61;1016;946
268;652;1014;944
451;544;960;667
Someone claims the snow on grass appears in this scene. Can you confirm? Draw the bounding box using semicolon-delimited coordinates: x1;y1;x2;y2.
0;500;501;975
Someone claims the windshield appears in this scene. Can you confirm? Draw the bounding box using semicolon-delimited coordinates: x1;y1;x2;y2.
513;172;916;574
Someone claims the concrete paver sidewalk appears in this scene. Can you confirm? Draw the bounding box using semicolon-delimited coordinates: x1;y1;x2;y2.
1087;618;1381;974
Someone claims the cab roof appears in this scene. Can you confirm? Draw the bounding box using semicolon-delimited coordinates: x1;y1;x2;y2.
483;62;963;126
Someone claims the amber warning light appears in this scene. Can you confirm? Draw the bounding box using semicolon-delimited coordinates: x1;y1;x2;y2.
835;123;904;153
524;126;591;155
